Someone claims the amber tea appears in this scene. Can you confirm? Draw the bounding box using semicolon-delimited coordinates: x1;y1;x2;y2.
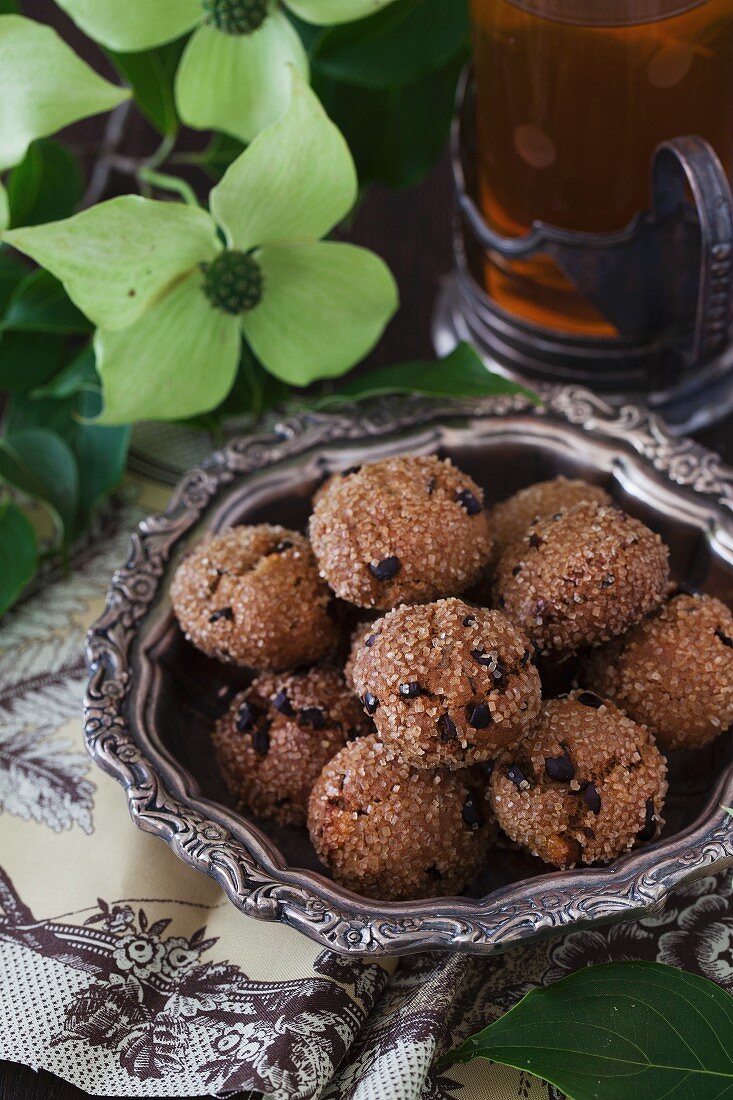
470;0;733;334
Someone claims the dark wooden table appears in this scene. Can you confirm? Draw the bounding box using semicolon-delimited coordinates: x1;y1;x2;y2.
3;13;732;1094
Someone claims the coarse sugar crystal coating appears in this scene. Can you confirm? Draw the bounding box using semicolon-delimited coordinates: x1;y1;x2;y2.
494;501;669;656
344;619;382;691
309;454;493;609
307;733;494;899
170;524;340;671
350;597;541;769
583;592;733;751
490;477;611;567
213;668;372;826
490;690;667;869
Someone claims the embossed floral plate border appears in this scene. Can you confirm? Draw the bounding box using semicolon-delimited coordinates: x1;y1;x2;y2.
84;388;733;956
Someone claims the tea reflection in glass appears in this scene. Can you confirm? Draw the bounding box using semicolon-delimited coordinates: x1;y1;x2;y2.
470;0;733;334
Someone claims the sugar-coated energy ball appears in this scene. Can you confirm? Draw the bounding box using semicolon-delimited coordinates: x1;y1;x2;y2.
213;668;372;826
309;455;493;610
489;477;611;566
350;597;541;769
171;525;340;670
584;592;733;751
490;691;667;869
494;501;669;655
307;734;494;899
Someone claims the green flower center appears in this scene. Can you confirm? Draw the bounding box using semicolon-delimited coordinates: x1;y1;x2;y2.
202;251;263;314
202;0;269;34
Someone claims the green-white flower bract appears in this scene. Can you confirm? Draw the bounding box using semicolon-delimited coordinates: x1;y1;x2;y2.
0;14;129;228
4;74;398;424
55;0;397;142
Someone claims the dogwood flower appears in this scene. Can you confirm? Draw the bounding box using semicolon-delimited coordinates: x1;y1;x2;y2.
4;74;398;424
55;0;396;142
0;14;129;227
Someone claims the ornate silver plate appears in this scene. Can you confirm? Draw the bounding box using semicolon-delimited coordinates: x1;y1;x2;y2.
84;388;733;956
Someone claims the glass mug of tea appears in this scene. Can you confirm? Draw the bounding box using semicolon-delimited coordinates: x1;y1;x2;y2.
469;0;733;336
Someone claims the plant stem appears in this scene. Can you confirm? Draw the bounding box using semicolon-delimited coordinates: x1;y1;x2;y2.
81;100;133;209
137;168;199;206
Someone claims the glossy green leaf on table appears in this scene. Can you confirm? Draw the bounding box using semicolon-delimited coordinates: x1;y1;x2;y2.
443;962;733;1100
55;0;199;52
0;501;37;616
244;241;398;385
4;197;221;331
0;14;129;172
107;39;185;135
312;0;469;89
0;428;79;541
2;270;91;335
6;139;83;228
323;343;538;403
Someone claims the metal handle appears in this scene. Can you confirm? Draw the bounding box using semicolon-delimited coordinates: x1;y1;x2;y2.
653;137;733;363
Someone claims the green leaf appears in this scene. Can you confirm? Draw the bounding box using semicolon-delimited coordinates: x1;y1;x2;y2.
314;51;464;189
0;331;65;394
0;14;130;172
4;359;129;537
195;133;246;181
6;139;83;228
175;15;309;145
94;268;241;424
244;240;398;385
443;962;733;1100
54;0;200;52
211;69;356;250
312;0;469;89
5;196;220;332
3;269;91;335
0;181;7;232
31;344;97;400
0;429;79;541
71;388;130;536
107;39;186;136
0;246;28;315
0;0;18;12
0;501;37;616
288;0;398;25
325;343;538;404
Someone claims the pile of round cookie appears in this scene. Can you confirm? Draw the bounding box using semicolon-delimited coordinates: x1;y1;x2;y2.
170;454;733;901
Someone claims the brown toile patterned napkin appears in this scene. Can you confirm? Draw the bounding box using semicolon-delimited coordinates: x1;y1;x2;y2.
1;474;732;1099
